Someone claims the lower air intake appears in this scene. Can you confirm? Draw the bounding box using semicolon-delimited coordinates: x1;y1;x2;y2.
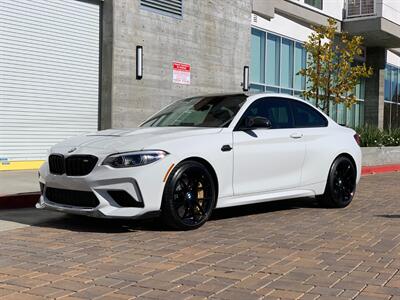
45;187;99;208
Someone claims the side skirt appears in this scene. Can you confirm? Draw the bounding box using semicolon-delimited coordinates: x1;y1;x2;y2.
216;189;316;209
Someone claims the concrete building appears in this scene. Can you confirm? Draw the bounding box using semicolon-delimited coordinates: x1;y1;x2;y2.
1;0;400;170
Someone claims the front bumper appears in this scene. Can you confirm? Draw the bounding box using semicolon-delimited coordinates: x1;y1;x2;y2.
35;199;160;219
37;155;175;219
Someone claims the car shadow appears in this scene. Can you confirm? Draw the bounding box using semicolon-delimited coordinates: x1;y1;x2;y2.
210;197;319;221
0;197;320;233
375;214;400;219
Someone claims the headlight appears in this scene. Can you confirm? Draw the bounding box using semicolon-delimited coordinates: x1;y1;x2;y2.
102;150;168;168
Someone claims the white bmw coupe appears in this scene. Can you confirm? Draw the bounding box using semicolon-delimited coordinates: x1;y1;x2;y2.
37;93;362;229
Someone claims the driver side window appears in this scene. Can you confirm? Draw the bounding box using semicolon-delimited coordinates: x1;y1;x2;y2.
240;98;294;129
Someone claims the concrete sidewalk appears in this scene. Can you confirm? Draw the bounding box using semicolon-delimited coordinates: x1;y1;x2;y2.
0;170;39;196
0;170;40;209
0;208;64;232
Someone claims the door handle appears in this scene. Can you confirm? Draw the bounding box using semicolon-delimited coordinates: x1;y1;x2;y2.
221;145;232;152
290;132;303;139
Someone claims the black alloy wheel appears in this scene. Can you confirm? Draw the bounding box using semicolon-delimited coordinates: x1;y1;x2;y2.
161;160;216;230
318;156;357;208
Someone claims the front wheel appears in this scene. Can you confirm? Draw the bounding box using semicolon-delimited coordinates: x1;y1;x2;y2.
161;161;216;230
318;156;357;208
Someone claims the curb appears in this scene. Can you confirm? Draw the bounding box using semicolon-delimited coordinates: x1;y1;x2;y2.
361;164;400;176
0;192;40;209
0;165;399;209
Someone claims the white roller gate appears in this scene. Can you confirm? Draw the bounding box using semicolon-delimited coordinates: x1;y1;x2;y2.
0;0;100;163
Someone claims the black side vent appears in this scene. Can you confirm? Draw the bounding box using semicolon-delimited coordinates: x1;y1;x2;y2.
141;0;183;18
108;190;144;208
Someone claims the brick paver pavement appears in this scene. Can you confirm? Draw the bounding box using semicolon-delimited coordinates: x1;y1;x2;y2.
0;172;399;299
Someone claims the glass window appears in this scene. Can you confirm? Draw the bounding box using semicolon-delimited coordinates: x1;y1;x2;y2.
249;28;367;126
250;28;265;84
354;102;361;128
281;88;293;95
240;98;294;129
294;90;304;98
384;66;391;101
385;65;400;103
336;103;346;125
250;84;264;93
391;66;398;102
355;78;365;100
294;43;306;90
329;101;337;120
305;0;323;9
266;86;279;93
141;95;247;128
281;38;294;89
398;69;400;103
359;101;365;127
290;100;328;128
346;105;355;128
266;33;280;86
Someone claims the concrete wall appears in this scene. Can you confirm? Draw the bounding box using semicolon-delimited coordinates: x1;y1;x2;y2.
362;146;400;166
103;0;252;128
387;50;400;67
365;47;386;129
381;0;400;25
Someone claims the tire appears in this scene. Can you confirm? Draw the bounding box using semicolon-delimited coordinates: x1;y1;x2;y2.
318;156;357;208
161;160;217;230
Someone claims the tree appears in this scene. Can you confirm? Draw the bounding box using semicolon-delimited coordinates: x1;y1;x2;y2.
299;18;373;115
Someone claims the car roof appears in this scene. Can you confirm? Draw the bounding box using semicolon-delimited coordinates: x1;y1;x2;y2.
188;93;247;98
189;92;321;111
247;92;305;101
190;92;307;102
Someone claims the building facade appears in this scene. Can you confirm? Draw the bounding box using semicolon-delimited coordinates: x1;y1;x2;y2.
1;0;400;170
251;0;400;130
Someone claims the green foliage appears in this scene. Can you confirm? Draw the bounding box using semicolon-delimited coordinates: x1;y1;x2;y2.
356;126;400;147
300;18;373;114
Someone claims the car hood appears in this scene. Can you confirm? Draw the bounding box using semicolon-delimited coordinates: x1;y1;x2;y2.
51;127;223;155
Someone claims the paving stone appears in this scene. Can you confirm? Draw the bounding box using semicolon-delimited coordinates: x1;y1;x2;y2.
214;287;261;300
117;284;152;296
0;288;15;297
267;279;314;293
0;173;398;299
70;285;115;299
49;279;92;292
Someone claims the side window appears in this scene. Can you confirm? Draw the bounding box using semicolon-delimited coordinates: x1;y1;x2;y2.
291;100;328;128
240;98;294;129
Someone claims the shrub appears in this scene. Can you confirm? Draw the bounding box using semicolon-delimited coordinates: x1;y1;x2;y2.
356;126;400;147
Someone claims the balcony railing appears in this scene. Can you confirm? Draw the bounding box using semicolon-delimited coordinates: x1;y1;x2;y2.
345;0;376;18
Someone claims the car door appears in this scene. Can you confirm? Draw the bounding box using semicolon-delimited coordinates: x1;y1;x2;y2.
232;97;306;196
289;99;330;187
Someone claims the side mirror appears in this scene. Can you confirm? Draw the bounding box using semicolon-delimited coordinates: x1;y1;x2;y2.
244;116;272;130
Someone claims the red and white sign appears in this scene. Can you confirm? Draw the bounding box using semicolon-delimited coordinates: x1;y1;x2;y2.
173;61;191;85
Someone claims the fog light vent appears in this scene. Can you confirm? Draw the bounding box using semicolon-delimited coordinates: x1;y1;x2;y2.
107;190;144;208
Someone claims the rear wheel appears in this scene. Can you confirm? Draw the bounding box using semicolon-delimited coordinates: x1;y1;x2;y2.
161;161;216;230
318;156;357;208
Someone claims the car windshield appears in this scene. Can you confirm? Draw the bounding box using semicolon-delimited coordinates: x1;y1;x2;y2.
140;94;247;128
